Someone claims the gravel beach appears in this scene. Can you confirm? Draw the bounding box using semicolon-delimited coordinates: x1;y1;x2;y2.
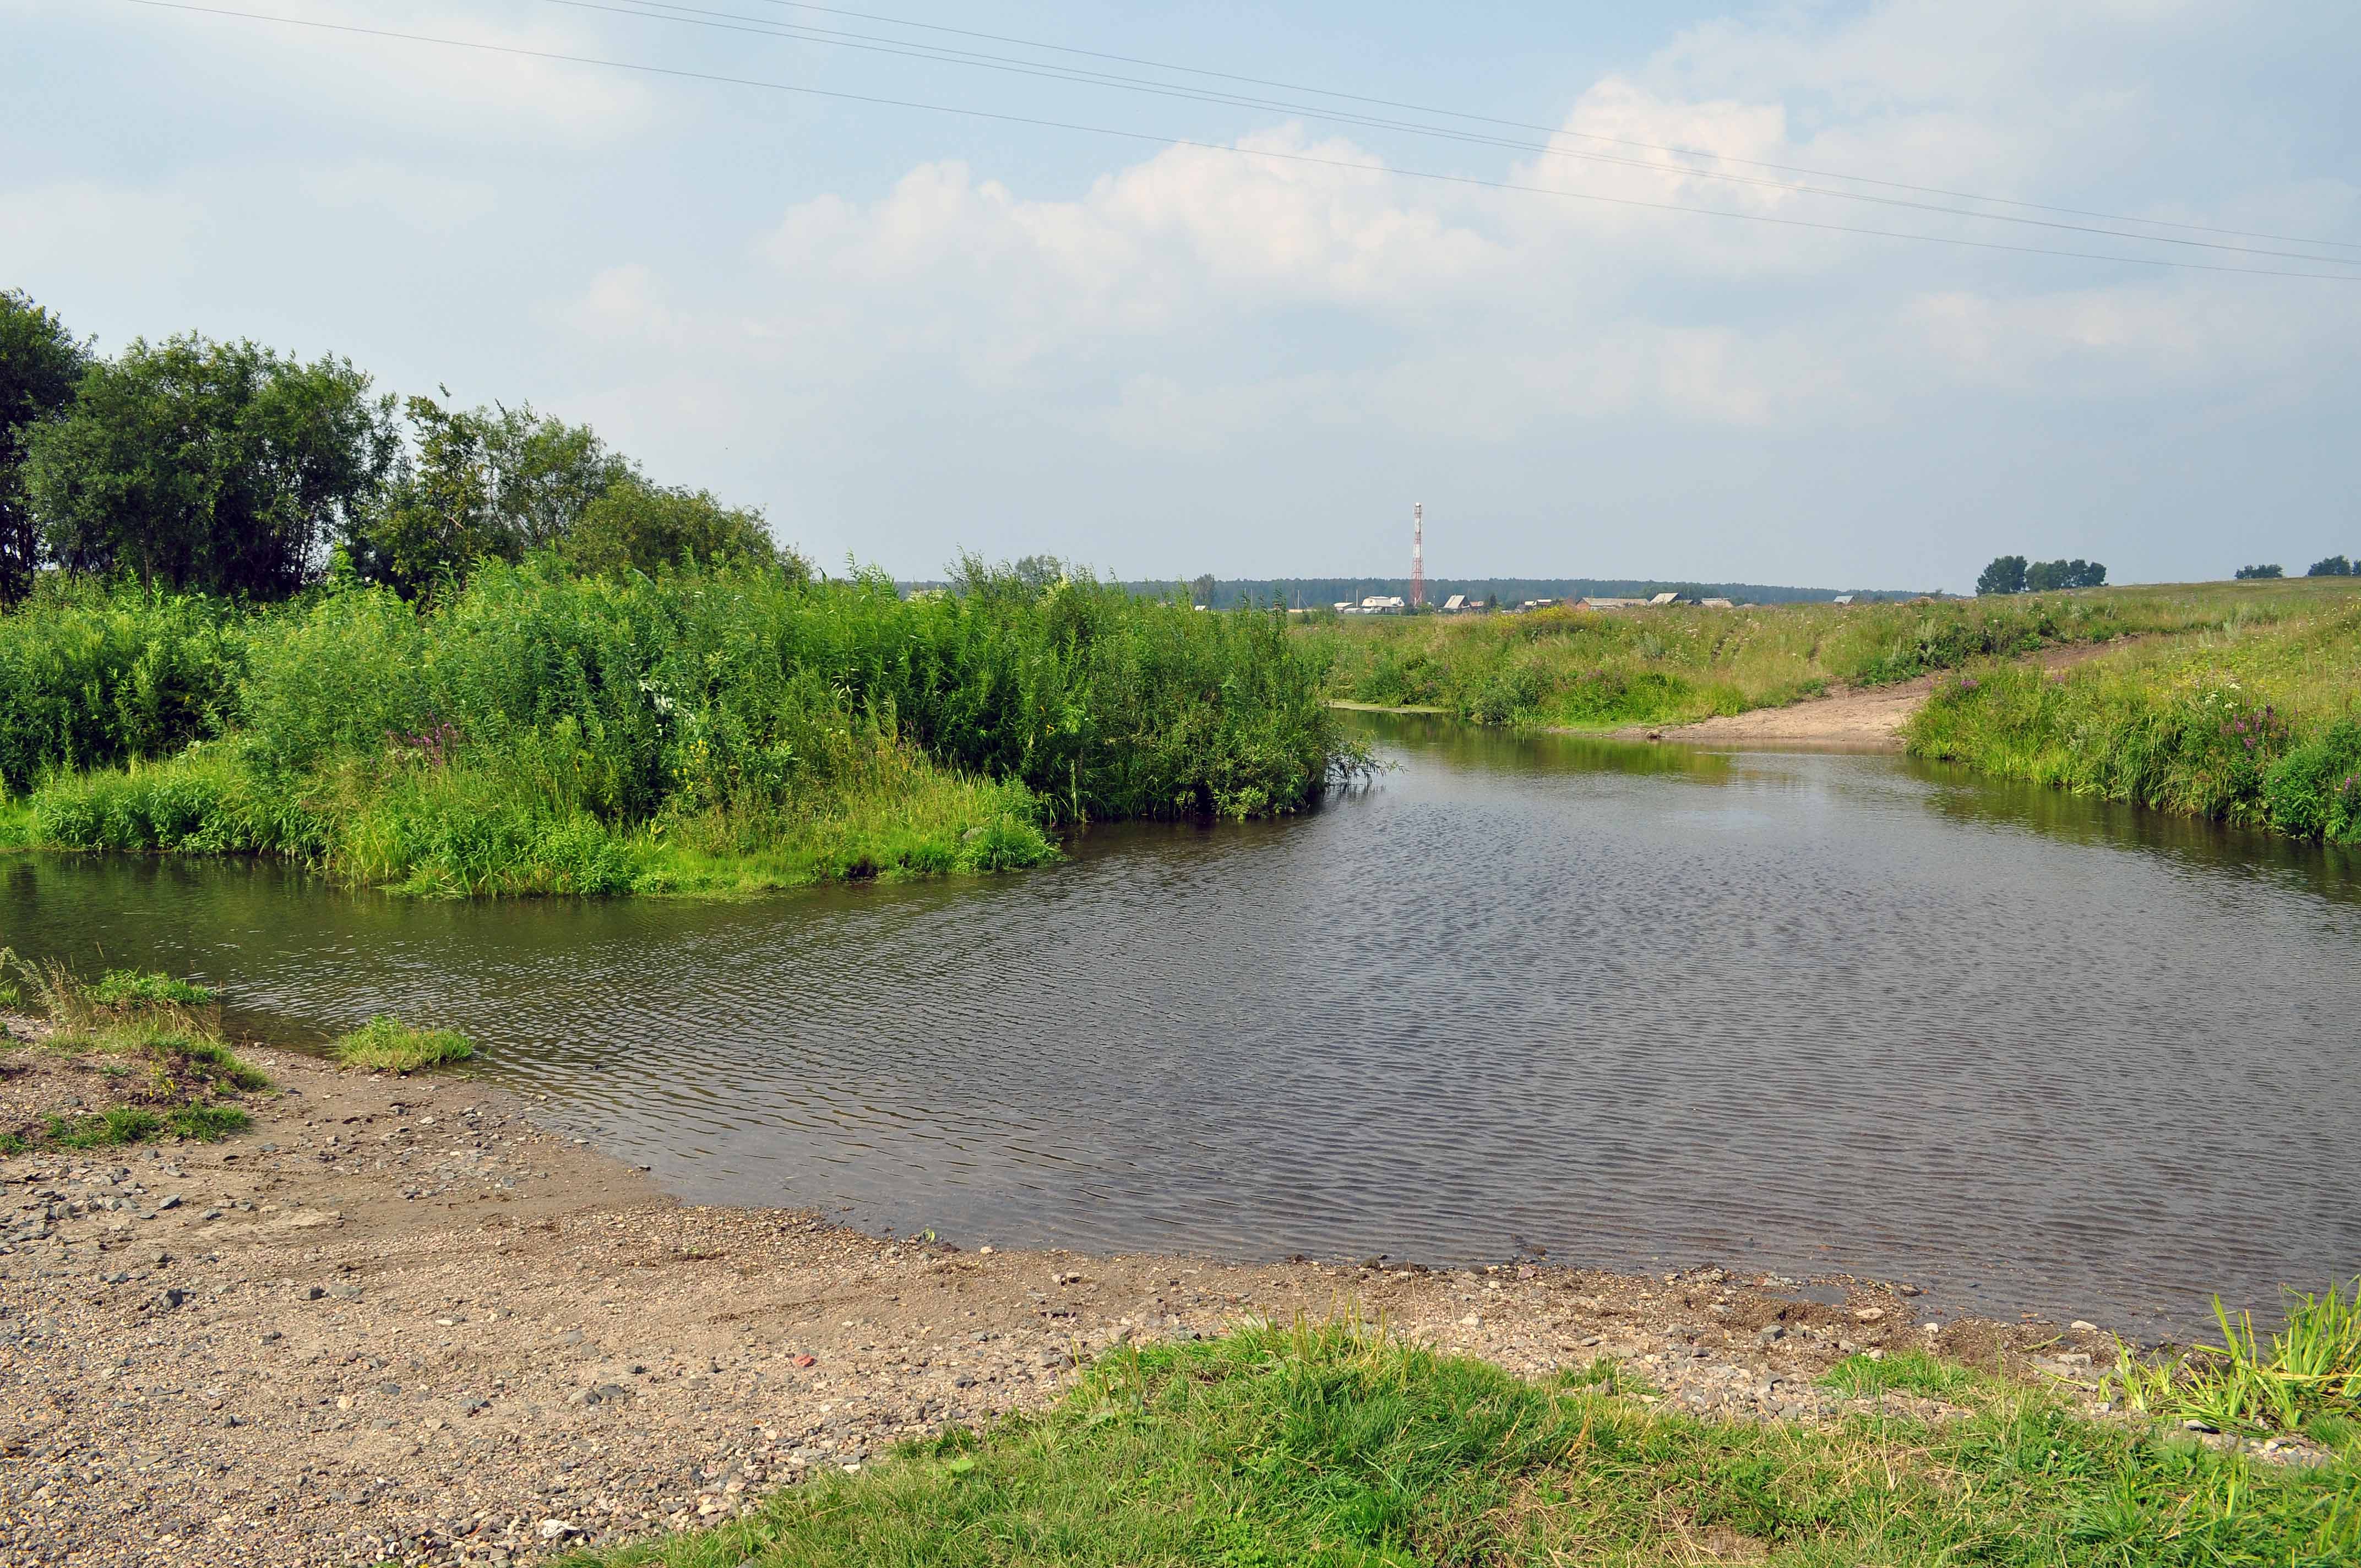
3;1037;2137;1567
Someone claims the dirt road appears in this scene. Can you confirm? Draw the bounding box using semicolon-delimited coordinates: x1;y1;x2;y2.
1623;638;2132;749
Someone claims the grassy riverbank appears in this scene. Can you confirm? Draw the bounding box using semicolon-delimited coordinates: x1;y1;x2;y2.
0;562;1358;895
1903;583;2361;844
0;959;266;1155
1313;581;2348;731
564;1317;2360;1568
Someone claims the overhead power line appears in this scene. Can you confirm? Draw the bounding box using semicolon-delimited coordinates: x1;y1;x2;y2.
115;0;2361;282
719;0;2361;256
562;0;2360;266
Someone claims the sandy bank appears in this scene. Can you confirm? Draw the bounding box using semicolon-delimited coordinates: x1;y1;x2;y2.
4;1038;2129;1567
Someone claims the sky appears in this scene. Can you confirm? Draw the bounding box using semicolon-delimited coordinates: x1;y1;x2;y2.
4;0;2358;591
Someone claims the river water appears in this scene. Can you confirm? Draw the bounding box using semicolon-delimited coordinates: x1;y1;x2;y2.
7;714;2358;1331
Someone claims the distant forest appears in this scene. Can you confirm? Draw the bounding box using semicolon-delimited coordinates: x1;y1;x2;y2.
902;577;1934;608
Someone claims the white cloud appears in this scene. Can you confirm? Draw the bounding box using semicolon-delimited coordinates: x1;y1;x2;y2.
8;0;2358;581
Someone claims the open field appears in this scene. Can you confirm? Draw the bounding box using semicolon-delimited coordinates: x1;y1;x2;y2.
1312;579;2360;732
0;564;1358;896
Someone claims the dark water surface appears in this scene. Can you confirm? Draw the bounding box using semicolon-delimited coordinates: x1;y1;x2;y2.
7;715;2358;1331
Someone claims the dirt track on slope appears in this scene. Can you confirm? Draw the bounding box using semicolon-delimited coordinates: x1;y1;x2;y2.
1621;638;2134;750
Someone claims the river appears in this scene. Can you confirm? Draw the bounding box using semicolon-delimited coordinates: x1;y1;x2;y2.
7;713;2358;1332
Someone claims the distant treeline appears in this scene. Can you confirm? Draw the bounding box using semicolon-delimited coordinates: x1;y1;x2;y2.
899;578;1932;608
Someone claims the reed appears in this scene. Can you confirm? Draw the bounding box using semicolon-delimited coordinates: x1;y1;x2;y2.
1;558;1358;895
2107;1281;2361;1442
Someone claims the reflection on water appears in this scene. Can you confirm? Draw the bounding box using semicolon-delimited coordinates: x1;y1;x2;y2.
4;712;2357;1332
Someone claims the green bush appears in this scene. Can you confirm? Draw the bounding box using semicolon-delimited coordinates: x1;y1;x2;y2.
2262;718;2361;841
6;556;1350;894
0;580;246;790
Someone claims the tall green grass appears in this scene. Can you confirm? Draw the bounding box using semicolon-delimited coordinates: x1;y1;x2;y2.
2109;1281;2361;1444
1314;580;2346;730
1905;590;2361;843
0;559;1358;894
0;578;246;788
563;1316;2360;1568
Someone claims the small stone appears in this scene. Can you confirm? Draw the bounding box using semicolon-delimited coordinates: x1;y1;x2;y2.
157;1194;181;1211
306;1286;325;1300
2070;1320;2098;1333
1757;1325;1786;1345
537;1519;579;1542
1851;1307;1884;1323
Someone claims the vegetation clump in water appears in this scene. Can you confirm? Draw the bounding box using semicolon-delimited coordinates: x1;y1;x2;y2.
331;1015;475;1072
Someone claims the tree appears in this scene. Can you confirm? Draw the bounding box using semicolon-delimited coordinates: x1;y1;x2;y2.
561;473;788;579
21;334;396;599
2235;563;2285;580
1975;555;2028;596
1189;572;1217;608
2026;558;2107;591
2306;555;2353;578
352;395;626;597
0;290;91;604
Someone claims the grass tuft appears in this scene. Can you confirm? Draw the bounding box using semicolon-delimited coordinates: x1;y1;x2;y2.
331;1015;476;1072
1817;1348;1984;1401
38;1103;249;1148
88;968;219;1008
2107;1280;2361;1440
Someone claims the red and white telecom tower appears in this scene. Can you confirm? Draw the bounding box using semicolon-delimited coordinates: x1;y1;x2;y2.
1410;502;1425;609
